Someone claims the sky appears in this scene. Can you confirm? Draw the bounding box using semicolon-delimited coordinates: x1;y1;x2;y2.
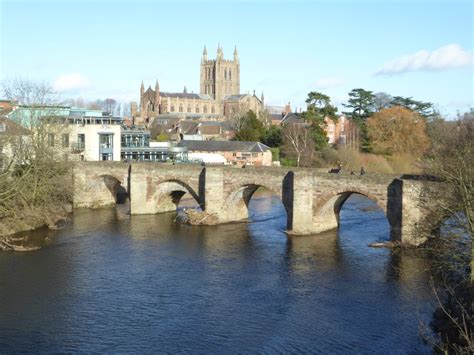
0;0;472;117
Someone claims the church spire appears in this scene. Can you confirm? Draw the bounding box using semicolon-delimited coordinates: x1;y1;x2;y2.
140;80;144;95
154;80;160;107
217;43;223;60
260;91;264;102
233;45;239;62
202;45;208;61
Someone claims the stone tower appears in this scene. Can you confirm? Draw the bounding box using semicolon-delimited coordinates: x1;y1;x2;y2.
200;45;240;102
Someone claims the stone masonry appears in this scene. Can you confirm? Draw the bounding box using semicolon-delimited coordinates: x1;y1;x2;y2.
73;162;434;246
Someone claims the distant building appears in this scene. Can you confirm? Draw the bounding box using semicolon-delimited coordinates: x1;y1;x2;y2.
0;100;17;112
266;103;292;126
132;45;264;124
177;140;272;166
5;104;187;162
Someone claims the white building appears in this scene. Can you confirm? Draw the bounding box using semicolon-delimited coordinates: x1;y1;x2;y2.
66;116;122;161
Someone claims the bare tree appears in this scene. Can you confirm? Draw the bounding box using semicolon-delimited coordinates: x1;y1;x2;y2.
226;106;250;132
418;112;473;353
102;98;117;115
282;122;314;167
0;79;72;240
423;114;473;238
373;92;393;112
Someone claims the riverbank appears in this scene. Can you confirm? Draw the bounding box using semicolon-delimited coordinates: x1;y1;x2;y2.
0;203;72;251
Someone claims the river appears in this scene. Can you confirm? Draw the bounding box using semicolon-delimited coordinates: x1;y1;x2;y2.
0;192;437;353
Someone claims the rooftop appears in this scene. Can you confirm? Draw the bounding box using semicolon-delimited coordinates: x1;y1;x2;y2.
177;140;270;153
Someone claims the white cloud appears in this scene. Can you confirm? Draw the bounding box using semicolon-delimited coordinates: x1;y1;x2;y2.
376;44;473;75
314;76;344;89
53;73;91;92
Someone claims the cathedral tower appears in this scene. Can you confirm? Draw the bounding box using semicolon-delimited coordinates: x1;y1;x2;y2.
200;45;240;102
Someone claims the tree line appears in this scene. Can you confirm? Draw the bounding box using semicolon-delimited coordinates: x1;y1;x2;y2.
232;88;438;168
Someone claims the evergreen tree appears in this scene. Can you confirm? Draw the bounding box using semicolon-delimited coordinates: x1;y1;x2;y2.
302;91;337;151
342;88;375;152
390;96;434;118
261;125;282;147
234;110;265;141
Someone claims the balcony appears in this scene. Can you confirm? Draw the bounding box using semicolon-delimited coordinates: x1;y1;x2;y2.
71;142;85;153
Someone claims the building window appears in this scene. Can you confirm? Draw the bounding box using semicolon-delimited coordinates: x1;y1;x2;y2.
203;105;207;113
170;105;175;112
224;68;227;80
211;106;215;114
0;123;5;132
99;134;113;149
101;153;113;161
179;105;183;113
229;69;232;80
196;106;200;113
187;106;191;113
48;133;55;147
77;133;85;149
62;133;69;148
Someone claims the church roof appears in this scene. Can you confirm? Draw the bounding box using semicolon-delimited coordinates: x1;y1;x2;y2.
160;92;213;100
224;94;248;102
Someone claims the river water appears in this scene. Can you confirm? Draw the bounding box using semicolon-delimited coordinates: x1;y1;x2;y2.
0;192;437;353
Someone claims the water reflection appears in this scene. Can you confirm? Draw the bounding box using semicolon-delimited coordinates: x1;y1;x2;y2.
0;192;436;353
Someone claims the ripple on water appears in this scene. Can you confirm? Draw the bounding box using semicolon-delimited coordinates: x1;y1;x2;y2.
0;193;436;353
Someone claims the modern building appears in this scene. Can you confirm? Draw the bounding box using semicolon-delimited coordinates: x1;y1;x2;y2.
64;115;123;161
121;127;188;162
5;103;188;162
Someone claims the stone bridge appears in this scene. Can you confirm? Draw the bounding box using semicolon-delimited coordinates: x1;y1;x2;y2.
73;162;435;246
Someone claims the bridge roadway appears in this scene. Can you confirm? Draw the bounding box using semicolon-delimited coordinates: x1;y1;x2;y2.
73;162;435;246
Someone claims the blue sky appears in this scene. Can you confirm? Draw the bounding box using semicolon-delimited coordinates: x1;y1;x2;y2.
1;0;472;117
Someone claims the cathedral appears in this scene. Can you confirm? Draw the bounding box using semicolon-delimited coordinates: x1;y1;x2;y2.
132;45;264;124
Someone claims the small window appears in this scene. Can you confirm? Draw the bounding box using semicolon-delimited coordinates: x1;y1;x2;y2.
170;105;175;112
211;106;215;114
62;133;69;148
179;105;183;113
48;133;55;147
203;105;207;113
196;106;200;113
0;123;6;132
187;106;191;113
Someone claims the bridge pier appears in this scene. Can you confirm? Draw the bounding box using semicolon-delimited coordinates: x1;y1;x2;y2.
73;162;437;247
388;179;428;246
286;171;319;235
201;167;225;218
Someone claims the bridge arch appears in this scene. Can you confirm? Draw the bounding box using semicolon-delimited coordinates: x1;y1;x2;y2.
153;179;202;213
95;174;128;205
223;183;290;228
313;189;388;233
